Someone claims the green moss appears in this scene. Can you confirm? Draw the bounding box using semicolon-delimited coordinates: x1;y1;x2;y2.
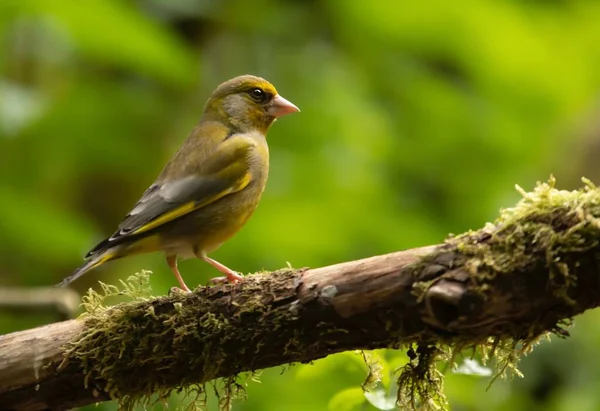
453;176;600;304
64;269;301;411
63;178;600;411
396;177;600;410
396;344;449;410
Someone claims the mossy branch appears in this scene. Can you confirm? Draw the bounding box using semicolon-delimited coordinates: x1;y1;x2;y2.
2;178;600;411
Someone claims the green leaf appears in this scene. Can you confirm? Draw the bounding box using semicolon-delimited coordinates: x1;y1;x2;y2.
328;387;365;411
364;385;397;411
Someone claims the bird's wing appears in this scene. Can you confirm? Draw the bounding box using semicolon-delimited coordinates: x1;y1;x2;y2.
86;137;253;257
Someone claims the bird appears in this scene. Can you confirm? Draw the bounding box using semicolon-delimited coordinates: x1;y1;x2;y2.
59;75;299;292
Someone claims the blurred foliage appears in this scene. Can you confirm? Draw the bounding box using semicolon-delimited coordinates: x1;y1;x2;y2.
1;0;600;410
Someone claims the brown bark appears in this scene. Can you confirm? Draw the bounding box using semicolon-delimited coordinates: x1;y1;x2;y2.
1;247;435;411
0;287;80;320
2;185;600;410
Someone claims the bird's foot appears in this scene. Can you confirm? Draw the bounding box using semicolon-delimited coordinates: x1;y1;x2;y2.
209;271;244;285
169;286;191;295
201;254;244;285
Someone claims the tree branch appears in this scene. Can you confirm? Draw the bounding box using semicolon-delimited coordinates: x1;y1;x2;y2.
2;179;600;410
0;286;80;320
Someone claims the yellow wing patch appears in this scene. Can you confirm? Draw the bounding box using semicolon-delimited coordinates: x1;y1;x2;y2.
88;249;117;269
131;171;252;236
131;202;198;235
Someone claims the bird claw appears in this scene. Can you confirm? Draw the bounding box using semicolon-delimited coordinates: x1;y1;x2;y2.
208;272;244;285
169;286;191;295
208;276;229;285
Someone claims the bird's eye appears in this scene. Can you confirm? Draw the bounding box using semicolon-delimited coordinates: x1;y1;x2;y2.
249;88;266;102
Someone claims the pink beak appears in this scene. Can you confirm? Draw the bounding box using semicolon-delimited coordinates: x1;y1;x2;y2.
268;94;300;118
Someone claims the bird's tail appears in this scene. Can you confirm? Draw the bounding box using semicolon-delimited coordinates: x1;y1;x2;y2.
57;249;118;287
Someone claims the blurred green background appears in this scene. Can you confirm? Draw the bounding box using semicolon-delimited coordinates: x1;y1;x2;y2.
2;0;600;410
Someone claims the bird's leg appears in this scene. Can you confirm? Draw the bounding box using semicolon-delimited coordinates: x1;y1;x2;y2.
198;252;244;284
166;255;191;292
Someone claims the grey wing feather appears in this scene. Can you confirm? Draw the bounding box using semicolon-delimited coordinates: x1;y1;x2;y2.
85;175;228;257
116;176;213;234
84;133;255;258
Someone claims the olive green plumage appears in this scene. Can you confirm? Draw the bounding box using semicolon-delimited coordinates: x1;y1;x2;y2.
59;75;299;291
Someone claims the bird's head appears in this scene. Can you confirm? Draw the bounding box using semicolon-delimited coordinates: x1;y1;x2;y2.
203;75;299;134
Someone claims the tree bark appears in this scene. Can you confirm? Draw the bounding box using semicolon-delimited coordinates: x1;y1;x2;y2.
2;181;600;411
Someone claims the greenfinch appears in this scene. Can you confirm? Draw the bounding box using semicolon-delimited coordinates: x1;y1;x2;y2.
59;75;299;291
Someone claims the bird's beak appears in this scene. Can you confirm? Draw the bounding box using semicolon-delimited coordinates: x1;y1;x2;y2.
268;95;300;118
